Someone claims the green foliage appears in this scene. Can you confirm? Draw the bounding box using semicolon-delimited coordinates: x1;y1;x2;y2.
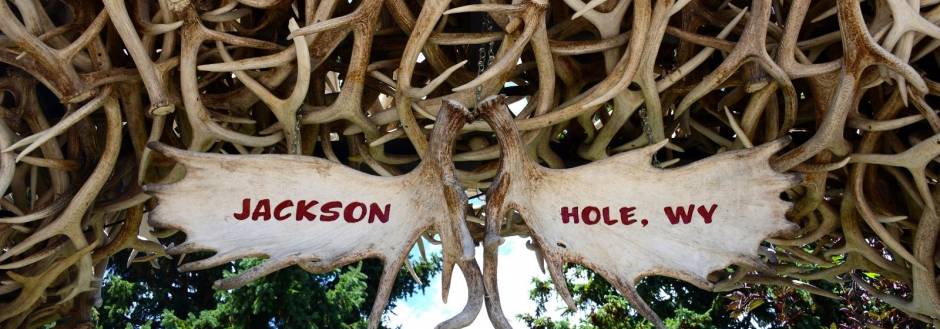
663;306;711;329
95;274;137;326
96;243;929;329
519;263;930;329
97;248;440;329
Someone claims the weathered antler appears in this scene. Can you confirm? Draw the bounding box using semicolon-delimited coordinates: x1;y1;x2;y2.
144;102;482;329
2;0;940;326
476;95;798;328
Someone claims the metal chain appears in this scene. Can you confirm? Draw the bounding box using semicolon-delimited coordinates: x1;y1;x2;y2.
637;106;659;165
475;15;496;106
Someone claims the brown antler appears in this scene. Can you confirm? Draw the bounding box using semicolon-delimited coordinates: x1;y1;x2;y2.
1;0;939;327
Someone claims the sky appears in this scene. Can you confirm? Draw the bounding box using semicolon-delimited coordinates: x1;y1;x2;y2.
385;237;579;328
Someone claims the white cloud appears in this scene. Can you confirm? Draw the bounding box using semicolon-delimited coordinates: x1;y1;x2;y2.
386;237;577;328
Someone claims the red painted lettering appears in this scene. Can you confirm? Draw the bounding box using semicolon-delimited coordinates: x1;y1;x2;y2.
369;203;390;223
234;198;251;220
697;204;718;224
561;207;579;224
320;201;341;221
664;205;695;224
252;199;271;221
274;200;293;220
602;207;617;225
344;202;367;223
619;207;637;225
582;206;601;225
234;199;393;224
296;200;318;221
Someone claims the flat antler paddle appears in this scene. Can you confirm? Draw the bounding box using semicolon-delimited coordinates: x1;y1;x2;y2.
144;101;483;329
475;95;800;328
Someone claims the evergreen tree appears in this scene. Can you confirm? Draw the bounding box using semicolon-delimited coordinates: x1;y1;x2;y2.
519;265;929;329
96;249;440;329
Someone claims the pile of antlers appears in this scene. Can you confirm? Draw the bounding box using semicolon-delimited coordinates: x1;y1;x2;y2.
0;0;938;327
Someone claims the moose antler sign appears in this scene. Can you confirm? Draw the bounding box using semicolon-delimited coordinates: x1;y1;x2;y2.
472;96;800;328
145;103;484;329
146;97;797;329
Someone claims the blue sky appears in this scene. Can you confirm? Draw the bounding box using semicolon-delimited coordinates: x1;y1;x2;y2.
386;237;580;328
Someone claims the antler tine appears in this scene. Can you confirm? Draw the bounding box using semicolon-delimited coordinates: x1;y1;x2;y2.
0;118;18;196
0;243;97;323
674;0;798;135
773;0;926;172
451;2;547;93
4;0;940;324
4;87;112;162
103;0;175;115
0;1;93;102
213;18;311;153
583;4;747;159
0;97;122;263
395;0;457;157
427;99;486;328
777;0;841;79
435;259;485;329
612;277;666;329
0;94;121;323
473;95;534;327
177;6;284;150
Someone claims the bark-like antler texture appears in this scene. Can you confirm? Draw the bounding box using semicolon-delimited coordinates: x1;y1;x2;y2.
0;0;939;327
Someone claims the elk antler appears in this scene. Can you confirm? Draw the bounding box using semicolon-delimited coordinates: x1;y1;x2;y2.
1;0;939;326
